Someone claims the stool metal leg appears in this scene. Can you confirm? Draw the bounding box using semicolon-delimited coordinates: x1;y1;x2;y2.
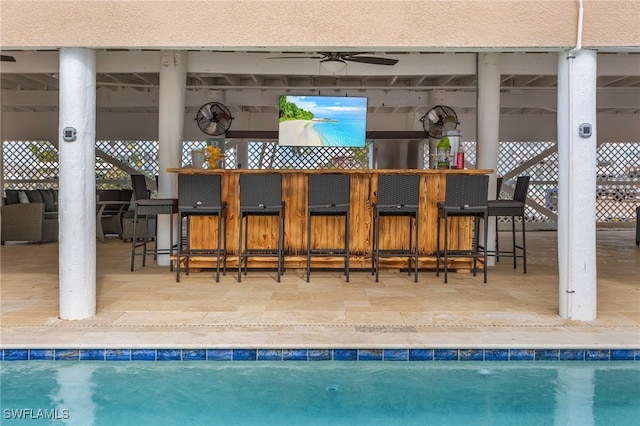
345;212;350;283
176;213;182;282
413;216;420;282
306;213;312;283
185;216;191;276
374;212;380;282
237;214;244;282
371;213;377;277
142;214;149;267
482;213;488;283
444;213;449;284
472;216;478;277
130;210;138;271
215;212;222;282
521;213;527;273
436;215;441;278
168;213;174;272
222;211;227;276
277;211;284;282
407;216;413;277
511;216;517;269
495;215;500;262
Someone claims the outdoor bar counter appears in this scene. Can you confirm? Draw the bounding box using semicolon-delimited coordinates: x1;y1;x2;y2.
167;168;492;271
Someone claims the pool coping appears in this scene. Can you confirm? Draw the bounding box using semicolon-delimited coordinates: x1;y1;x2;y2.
2;348;638;362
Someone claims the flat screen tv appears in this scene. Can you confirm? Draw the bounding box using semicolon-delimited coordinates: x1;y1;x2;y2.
278;95;367;147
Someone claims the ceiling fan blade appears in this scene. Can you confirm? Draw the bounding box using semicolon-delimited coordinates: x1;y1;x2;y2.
1;55;16;62
343;55;398;66
268;55;324;60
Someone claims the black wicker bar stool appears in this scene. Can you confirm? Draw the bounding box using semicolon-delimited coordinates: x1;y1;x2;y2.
371;174;420;283
436;174;489;283
129;174;178;271
237;174;285;282
176;173;227;282
488;175;530;272
306;174;351;282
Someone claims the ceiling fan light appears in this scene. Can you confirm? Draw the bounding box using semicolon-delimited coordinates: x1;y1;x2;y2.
320;59;347;74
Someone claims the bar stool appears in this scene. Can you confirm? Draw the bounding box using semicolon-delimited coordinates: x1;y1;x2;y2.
488;175;530;272
371;174;420;282
436;174;489;283
176;174;227;283
237;174;285;282
130;174;178;271
306;174;351;282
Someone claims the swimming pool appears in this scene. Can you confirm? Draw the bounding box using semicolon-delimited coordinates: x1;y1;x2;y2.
2;361;638;425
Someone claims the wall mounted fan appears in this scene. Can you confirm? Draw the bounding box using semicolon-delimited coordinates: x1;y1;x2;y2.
419;105;459;139
194;102;234;136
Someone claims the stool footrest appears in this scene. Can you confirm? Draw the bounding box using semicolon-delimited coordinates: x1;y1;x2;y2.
376;249;417;256
309;248;348;255
241;249;281;255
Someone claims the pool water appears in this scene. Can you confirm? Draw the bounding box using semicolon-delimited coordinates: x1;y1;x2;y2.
1;361;638;425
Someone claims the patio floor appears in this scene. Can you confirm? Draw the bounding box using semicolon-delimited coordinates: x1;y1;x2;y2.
1;229;638;349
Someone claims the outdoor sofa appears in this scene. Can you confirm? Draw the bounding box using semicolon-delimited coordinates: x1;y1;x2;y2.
1;189;59;244
1;188;136;244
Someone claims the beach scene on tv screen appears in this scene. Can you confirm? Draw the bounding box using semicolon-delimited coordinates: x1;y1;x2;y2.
278;96;367;147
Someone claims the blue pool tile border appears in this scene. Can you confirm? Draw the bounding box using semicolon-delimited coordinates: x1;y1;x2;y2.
1;348;638;362
409;349;434;361
107;349;132;361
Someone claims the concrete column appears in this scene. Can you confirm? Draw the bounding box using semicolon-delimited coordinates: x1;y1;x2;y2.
58;48;96;320
476;52;501;264
236;140;248;169
157;50;187;265
557;49;598;320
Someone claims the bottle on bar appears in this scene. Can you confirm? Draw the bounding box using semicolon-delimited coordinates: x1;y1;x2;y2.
436;137;451;169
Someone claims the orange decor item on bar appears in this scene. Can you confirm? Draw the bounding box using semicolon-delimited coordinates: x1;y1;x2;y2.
206;145;224;169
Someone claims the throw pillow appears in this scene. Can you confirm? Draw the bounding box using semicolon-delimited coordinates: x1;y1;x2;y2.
5;190;20;205
25;190;44;204
38;189;57;212
18;191;30;204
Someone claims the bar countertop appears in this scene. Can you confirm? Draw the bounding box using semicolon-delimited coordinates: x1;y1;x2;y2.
167;168;493;175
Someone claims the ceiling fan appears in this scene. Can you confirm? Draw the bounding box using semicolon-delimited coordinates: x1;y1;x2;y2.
1;55;16;62
269;52;398;73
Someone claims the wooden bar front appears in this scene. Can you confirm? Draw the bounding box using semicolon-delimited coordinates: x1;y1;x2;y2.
167;168;492;271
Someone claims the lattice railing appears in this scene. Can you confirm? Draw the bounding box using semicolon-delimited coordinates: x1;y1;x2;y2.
2;141;60;190
245;142;370;170
594;142;640;222
3;140;638;226
495;141;559;225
